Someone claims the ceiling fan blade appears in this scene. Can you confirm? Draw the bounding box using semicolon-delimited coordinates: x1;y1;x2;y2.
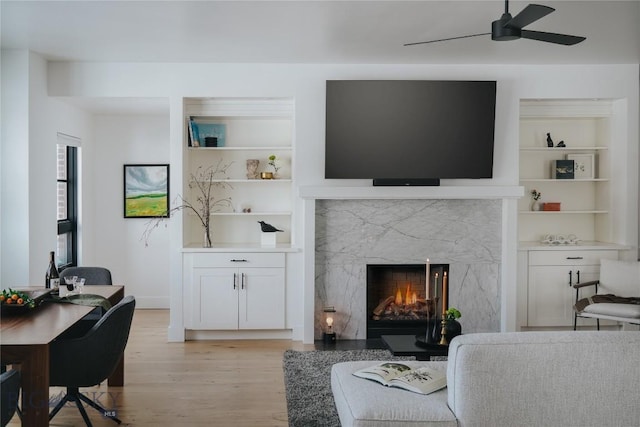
404;32;490;46
506;4;554;29
521;30;586;45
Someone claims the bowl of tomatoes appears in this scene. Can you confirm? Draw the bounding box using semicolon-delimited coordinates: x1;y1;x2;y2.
0;288;52;314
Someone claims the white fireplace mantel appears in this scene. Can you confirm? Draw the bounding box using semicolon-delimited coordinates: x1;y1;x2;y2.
299;185;524;200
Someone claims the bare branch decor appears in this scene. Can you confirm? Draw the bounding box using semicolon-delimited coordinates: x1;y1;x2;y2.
142;160;233;247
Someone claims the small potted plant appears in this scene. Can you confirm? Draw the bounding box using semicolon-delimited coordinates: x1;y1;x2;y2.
268;154;281;177
530;189;542;211
444;307;462;340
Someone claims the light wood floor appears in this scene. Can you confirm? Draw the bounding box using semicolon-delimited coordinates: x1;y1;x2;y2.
9;309;315;427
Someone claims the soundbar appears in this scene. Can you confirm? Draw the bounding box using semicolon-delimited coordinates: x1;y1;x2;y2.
373;178;440;187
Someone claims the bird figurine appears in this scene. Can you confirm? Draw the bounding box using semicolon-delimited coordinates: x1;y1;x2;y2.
546;133;554;147
258;221;283;232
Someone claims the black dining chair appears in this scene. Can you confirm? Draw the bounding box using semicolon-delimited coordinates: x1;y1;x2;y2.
1;369;20;427
60;266;112;286
60;266;113;321
49;295;135;427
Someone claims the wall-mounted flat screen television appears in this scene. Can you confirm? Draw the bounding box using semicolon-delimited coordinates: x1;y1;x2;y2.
325;80;496;185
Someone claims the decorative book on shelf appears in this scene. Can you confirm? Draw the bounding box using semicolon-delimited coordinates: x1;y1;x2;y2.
187;117;226;147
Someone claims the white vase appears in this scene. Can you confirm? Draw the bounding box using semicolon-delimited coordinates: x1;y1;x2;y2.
531;200;542;211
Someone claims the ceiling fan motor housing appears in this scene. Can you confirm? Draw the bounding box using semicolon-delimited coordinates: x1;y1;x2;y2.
492;14;521;41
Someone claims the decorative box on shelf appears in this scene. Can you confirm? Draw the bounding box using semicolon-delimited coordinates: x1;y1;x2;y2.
543;202;561;211
261;232;277;247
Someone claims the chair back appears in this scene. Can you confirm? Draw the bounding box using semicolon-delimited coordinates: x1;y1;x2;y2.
60;266;112;285
0;369;20;427
598;259;640;297
50;295;136;388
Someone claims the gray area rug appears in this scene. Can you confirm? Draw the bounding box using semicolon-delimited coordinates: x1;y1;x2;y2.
283;349;415;427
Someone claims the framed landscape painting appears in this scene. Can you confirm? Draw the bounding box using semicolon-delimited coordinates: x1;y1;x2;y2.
124;164;170;218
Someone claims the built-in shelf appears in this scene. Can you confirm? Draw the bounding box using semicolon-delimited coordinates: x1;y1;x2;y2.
519;210;608;214
519;146;608;151
183;97;294;248
520;179;609;182
210;211;292;216
201;179;292;183
518;98;614;244
181;243;299;253
518;241;629;251
188;146;291;151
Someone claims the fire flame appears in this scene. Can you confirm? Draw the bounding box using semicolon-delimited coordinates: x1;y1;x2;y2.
395;289;402;305
394;284;418;306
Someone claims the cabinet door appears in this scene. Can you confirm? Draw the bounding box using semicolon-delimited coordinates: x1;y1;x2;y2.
528;265;600;327
238;267;285;329
528;266;575;327
192;267;239;329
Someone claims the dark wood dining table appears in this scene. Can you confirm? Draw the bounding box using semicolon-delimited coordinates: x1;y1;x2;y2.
1;285;124;426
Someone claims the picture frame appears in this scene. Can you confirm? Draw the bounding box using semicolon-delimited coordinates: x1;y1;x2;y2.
551;159;575;179
123;164;170;218
566;153;595;179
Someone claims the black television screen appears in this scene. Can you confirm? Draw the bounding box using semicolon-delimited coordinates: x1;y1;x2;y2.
325;80;496;182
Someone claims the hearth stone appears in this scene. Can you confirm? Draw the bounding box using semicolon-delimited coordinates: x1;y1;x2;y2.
315;198;501;340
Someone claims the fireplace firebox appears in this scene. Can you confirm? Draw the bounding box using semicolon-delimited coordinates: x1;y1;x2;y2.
366;264;449;338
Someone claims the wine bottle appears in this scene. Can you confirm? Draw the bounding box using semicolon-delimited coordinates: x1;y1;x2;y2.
45;251;60;290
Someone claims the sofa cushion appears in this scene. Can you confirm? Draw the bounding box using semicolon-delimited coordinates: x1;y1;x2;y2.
331;360;456;427
582;302;640;318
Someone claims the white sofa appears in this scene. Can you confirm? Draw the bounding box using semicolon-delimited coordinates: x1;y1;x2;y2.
331;331;640;427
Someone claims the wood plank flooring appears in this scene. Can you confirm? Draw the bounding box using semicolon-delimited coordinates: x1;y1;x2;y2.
8;309;315;427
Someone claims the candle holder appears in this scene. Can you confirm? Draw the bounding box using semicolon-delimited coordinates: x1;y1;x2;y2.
425;299;440;343
439;315;448;345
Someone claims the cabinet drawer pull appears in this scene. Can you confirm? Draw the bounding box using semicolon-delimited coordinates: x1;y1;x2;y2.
230;259;248;263
566;257;583;260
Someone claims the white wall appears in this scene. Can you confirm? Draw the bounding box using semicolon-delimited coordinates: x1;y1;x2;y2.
1;51;92;286
91;114;170;307
1;50;30;286
1;54;637;340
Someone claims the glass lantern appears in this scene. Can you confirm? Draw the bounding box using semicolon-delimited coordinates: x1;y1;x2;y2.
323;306;337;343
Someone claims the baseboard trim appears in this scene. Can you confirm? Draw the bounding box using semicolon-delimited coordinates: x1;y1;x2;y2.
186;329;293;340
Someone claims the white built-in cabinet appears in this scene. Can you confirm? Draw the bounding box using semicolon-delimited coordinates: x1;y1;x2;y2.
518;100;628;329
181;98;294;336
184;253;285;330
525;248;618;327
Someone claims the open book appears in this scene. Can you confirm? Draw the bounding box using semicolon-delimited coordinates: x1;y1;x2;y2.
353;362;447;395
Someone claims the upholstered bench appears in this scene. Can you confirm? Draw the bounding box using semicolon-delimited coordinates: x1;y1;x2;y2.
331;360;456;427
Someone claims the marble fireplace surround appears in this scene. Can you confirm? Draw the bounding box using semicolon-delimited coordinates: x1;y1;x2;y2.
300;185;523;342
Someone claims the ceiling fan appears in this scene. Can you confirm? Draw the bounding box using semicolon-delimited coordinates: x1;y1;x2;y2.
405;0;585;47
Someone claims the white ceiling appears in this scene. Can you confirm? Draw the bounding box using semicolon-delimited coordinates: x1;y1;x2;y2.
2;0;639;65
2;0;638;113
